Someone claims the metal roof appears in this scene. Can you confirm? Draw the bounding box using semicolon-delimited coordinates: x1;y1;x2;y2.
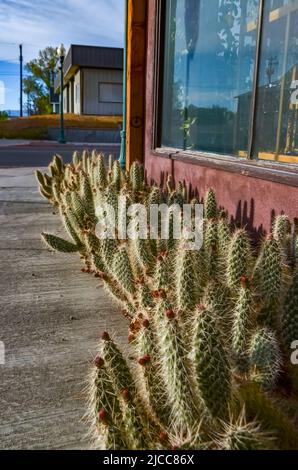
55;45;123;91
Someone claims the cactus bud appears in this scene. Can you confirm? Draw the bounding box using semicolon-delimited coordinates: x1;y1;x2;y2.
102;331;110;342
94;356;104;368
138;354;151;366
121;389;130;401
240;275;249;288
165;309;175;319
159;432;168;443
98;408;107;423
128;334;135;343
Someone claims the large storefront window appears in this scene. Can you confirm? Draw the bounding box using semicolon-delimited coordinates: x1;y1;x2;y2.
254;0;298;163
161;0;298;163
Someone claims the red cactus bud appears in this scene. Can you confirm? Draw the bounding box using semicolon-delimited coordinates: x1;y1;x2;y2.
240;275;249;288
157;254;163;262
152;290;160;298
98;408;107;422
94;356;104;368
142;319;150;328
159;289;166;299
98;271;107;280
102;331;110;342
138;354;151;366
165;309;175;320
159;432;168;443
172;445;180;451
266;234;273;241
121;389;130;401
128;334;135;343
197;303;205;311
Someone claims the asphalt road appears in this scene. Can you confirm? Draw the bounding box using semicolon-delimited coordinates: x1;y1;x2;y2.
0;144;120;167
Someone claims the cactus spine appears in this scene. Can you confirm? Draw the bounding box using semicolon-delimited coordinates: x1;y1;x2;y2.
194;305;231;419
227;229;252;290
249;328;281;390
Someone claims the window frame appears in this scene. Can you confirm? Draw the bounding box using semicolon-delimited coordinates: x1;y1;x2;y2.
98;82;123;104
152;0;298;187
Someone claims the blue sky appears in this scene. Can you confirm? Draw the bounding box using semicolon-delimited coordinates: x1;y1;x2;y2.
0;0;124;112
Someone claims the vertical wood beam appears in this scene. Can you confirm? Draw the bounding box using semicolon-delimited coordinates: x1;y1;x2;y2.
126;0;147;170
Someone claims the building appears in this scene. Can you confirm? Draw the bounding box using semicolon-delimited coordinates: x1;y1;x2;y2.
124;0;298;234
50;86;59;114
55;45;123;116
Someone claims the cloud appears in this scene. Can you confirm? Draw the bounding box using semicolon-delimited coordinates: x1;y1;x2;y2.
0;0;124;62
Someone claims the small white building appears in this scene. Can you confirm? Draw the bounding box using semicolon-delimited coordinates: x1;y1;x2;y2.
55;45;123;116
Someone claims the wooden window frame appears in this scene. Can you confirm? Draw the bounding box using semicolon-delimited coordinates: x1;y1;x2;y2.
151;0;298;188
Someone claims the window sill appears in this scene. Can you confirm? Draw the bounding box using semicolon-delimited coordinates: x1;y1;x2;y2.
152;147;298;188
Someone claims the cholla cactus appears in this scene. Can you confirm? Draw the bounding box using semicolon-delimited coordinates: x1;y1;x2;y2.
112;245;135;296
253;236;282;303
249;328;281;390
217;408;272;450
42;233;80;253
204;189;217;220
273;214;291;243
282;269;298;348
37;152;298;450
194;305;231;419
227;229;252;290
232;276;254;373
176;247;199;315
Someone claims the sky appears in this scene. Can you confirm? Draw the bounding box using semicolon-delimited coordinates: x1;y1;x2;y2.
0;0;124;112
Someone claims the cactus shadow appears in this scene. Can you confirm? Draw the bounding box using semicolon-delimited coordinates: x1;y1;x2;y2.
229;198;265;242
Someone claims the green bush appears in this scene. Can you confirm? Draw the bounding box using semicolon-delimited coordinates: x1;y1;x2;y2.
0;111;8;121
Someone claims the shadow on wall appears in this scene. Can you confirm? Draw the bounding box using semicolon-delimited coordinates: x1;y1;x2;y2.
146;169;280;243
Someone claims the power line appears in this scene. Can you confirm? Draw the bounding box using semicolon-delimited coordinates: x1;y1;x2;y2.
0;42;38;47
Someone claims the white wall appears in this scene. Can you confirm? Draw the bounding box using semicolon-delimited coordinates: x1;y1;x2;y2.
83;68;123;116
63;84;70;113
74;70;81;115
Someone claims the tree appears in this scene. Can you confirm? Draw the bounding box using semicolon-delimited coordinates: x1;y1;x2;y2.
24;46;59;115
0;111;8;121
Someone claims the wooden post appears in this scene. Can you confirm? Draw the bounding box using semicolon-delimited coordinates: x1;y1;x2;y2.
126;0;147;170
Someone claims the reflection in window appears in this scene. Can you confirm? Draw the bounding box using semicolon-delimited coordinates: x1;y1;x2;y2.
162;0;260;156
254;0;298;163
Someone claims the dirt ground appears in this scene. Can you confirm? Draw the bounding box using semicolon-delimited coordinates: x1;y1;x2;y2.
0;167;127;449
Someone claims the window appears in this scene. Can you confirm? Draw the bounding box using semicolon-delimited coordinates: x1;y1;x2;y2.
161;0;298;164
254;0;298;163
99;83;123;103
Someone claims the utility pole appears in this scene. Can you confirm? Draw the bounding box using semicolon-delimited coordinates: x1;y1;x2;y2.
19;44;23;117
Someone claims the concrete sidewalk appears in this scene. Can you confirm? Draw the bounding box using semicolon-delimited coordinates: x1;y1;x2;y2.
0;139;30;147
0;167;127;449
0;139;121;148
